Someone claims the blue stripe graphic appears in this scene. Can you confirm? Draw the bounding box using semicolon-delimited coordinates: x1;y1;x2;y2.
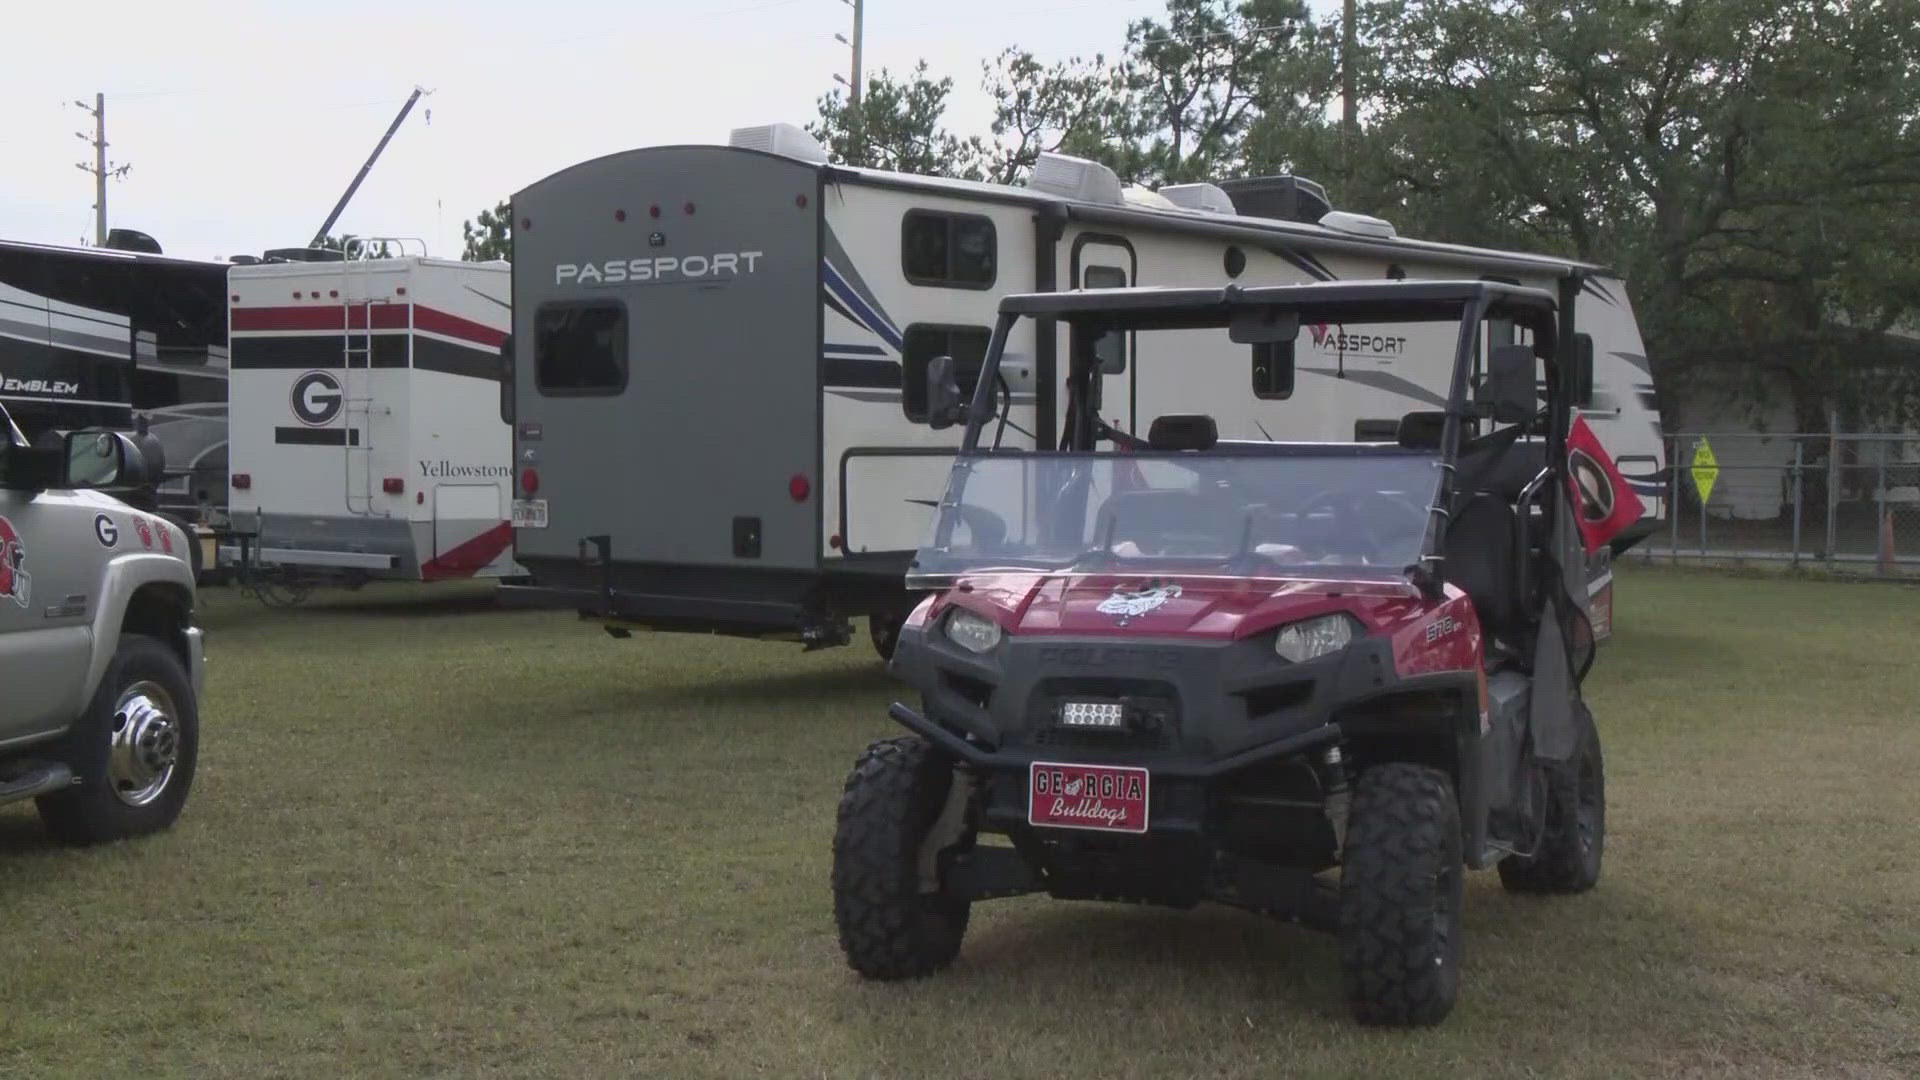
822;261;903;352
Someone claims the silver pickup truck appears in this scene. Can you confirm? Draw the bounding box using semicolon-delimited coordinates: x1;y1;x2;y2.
0;402;203;842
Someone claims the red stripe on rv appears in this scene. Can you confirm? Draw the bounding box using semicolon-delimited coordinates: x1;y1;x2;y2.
231;305;505;349
419;521;514;581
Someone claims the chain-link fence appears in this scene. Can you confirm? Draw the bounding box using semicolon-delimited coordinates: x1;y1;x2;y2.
1630;433;1920;576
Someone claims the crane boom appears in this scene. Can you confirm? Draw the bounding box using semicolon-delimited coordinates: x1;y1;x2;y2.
309;86;429;249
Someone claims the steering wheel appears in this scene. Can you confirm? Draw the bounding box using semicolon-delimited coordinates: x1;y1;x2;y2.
1291;489;1430;562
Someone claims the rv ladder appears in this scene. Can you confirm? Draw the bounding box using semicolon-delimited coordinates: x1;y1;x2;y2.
338;256;390;518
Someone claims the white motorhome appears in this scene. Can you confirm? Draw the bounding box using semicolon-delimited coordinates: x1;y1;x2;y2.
503;125;1663;648
223;252;516;586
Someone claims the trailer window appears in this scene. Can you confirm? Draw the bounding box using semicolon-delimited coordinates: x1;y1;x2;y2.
902;324;991;423
534;301;627;394
902;211;996;289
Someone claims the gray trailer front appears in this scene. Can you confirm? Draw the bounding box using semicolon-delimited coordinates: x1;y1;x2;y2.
500;145;906;644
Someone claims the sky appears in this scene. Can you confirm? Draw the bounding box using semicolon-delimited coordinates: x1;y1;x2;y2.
2;0;1333;264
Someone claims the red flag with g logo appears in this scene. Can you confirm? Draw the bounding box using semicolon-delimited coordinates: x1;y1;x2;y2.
1566;416;1645;554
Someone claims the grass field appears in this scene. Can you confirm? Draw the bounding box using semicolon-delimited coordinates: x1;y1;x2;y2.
1;566;1917;1078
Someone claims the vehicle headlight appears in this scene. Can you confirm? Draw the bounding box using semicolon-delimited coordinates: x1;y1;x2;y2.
945;608;1004;653
1275;613;1358;663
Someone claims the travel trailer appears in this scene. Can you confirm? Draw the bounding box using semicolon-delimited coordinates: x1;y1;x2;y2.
221;250;516;590
0;237;230;519
501;124;1664;650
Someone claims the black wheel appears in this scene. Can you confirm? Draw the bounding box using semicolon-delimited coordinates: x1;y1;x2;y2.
37;634;199;844
1339;762;1465;1027
832;736;972;980
869;613;907;663
1498;702;1605;893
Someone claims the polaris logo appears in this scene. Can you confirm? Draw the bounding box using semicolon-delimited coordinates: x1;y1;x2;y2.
419;460;511;479
555;252;764;287
0;372;81;396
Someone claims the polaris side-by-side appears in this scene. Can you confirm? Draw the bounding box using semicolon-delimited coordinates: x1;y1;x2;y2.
831;280;1611;1026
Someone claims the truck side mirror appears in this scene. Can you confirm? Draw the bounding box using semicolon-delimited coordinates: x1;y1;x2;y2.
62;430;139;490
1478;343;1538;423
925;355;966;430
498;334;516;424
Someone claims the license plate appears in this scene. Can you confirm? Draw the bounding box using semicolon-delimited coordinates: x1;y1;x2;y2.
1028;761;1149;834
511;498;548;529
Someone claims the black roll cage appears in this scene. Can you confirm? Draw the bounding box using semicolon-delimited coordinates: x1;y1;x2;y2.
942;280;1571;598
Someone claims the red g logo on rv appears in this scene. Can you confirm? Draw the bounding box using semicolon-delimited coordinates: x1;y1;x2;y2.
291;370;344;427
0;515;29;608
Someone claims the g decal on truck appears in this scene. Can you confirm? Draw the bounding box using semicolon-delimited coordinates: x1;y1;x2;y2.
93;513;118;548
0;516;30;607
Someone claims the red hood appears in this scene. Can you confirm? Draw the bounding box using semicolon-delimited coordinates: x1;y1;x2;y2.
924;572;1485;678
935;572;1427;641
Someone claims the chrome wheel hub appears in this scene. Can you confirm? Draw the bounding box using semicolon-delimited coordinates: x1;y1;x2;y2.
108;681;178;807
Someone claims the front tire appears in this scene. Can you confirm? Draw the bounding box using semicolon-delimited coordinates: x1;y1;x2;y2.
1498;702;1605;893
832;736;972;980
1339;762;1465;1026
37;634;199;844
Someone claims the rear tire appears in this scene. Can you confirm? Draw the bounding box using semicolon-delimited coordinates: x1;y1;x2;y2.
37;634;199;845
1339;762;1464;1026
1498;702;1605;893
832;736;972;980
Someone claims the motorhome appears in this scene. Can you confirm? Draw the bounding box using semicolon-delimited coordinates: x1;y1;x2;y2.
221;250;516;589
0;237;230;518
501;124;1664;650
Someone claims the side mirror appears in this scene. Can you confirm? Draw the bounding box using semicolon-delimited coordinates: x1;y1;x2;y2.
63;430;142;490
925;355;966;430
498;333;516;424
1478;343;1538;423
1569;332;1595;408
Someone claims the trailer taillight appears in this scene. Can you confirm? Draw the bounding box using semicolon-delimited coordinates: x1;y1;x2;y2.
383;477;404;495
789;474;811;502
615;208;627;222
232;473;251;490
521;468;540;495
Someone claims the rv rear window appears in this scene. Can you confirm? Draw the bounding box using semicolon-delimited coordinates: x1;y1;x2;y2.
535;301;628;394
902;211;996;289
902;324;991;423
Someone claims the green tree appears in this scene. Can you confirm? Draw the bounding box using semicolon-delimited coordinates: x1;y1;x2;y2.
1344;0;1920;426
808;62;986;179
461;201;512;262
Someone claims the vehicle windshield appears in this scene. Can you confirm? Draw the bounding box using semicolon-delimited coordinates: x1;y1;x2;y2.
907;449;1443;588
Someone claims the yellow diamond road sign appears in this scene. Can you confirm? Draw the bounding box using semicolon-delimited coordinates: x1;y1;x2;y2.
1691;438;1719;504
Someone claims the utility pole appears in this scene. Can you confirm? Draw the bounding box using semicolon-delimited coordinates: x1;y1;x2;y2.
1341;0;1358;176
74;93;130;246
834;0;865;161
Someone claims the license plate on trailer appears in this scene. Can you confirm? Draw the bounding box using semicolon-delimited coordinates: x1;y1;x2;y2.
511;499;548;529
1028;761;1149;834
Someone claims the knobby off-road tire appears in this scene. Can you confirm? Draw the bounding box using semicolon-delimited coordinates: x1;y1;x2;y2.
1339;762;1465;1027
37;634;199;845
1498;702;1605;894
833;736;972;980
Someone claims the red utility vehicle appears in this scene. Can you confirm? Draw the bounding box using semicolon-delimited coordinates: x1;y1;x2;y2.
831;281;1615;1026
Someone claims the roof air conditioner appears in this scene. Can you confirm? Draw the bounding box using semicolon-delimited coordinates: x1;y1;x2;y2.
1025;152;1123;206
1159;183;1236;215
1217;175;1333;224
1122;186;1178;210
728;123;830;164
1319;210;1397;239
